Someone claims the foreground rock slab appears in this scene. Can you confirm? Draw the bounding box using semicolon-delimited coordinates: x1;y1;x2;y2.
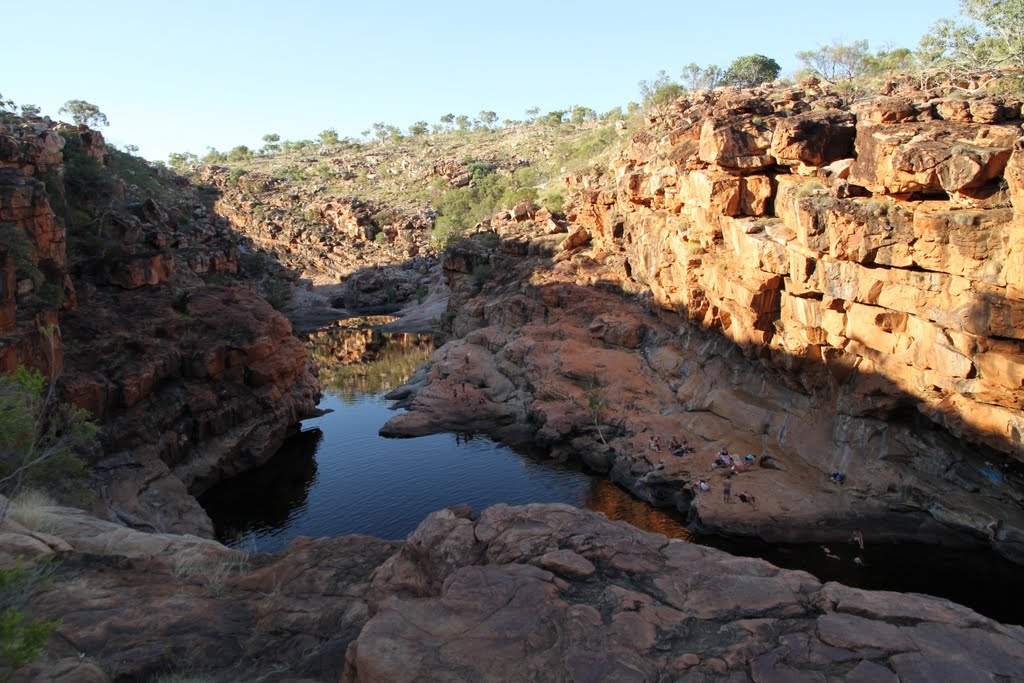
5;499;1023;681
343;504;1024;682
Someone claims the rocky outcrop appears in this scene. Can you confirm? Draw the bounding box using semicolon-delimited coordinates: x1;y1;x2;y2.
383;84;1024;564
0;114;319;536
198;166;436;285
1;494;398;682
7;497;1022;682
345;504;1024;682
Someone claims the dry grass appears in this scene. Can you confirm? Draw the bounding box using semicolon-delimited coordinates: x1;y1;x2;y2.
7;489;59;534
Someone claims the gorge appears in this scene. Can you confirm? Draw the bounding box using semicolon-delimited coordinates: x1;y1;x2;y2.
3;72;1024;682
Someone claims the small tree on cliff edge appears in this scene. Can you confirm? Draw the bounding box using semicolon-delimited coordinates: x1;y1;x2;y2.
58;100;108;128
723;54;781;87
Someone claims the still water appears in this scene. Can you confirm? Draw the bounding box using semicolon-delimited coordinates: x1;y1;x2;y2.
200;325;1022;625
199;326;689;552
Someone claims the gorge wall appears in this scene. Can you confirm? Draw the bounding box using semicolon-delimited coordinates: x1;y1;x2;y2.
0;115;319;535
384;81;1024;563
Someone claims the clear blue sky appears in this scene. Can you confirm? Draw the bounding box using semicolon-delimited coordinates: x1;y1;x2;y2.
4;0;962;162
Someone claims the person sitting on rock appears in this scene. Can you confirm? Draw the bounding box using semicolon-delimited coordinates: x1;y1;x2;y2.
738;491;756;508
830;471;845;483
669;436;681;451
698;479;710;492
649;435;661;451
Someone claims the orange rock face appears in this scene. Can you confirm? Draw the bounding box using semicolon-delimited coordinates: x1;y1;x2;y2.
387;85;1024;563
0;115;320;536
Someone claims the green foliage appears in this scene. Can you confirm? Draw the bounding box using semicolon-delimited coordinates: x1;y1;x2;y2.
61;132;114;215
0;366;97;503
432;166;539;247
408;121;429;136
553;124;619;173
168;151;199;171
318;128;340;146
263;280;291;311
58;99;108;128
537;110;566;127
0;226;41;282
961;0;1024;69
680;63;725;91
19;104;40;118
639;70;685;108
796;40;873;82
723;54;781;87
228;168;248;186
260;133;281;155
471;262;493;286
0;559;59;673
226;145;252;161
374;231;387;244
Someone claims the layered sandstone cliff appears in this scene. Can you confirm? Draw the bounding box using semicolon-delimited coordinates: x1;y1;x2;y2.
384;82;1024;563
0;114;319;534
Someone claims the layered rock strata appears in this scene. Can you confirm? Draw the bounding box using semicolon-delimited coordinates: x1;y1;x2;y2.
384;84;1024;563
0;115;319;535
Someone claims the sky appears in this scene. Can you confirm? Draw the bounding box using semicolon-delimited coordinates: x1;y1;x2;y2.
4;0;963;163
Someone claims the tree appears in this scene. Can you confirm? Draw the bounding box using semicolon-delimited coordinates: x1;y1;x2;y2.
477;110;498;129
260;133;281;155
569;106;597;124
455;115;471;132
918;18;1004;78
168;151;199;170
58;100;109;128
680;63;725;91
0;94;13;111
796;40;873;82
639;70;684;108
439;113;455;131
538;110;567;126
524;107;540;122
961;0;1024;68
0;365;96;504
408;121;429;136
318;128;340;146
19;104;40;118
723;54;781;87
123;143;139;155
226;145;252;161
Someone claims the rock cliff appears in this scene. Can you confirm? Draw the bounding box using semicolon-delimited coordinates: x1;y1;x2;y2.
0;114;319;535
383;82;1024;563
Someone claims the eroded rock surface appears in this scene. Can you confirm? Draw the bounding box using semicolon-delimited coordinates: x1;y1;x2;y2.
343;504;1024;682
383;84;1024;563
0;115;320;535
7;498;1022;682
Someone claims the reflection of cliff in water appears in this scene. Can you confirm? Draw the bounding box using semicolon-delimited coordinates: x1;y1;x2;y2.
585;479;693;540
305;327;434;402
198;428;322;545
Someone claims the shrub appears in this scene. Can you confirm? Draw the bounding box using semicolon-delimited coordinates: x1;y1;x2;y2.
0;559;60;674
0;366;96;504
228;168;248;186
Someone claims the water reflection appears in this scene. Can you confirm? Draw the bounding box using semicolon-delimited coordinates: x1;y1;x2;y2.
199;324;1023;625
199;428;322;545
305;326;433;401
586;479;693;541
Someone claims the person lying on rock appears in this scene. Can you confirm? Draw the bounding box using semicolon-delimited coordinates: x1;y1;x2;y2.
738;491;755;507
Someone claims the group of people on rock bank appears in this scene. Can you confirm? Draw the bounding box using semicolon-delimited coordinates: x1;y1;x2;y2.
649;432;870;566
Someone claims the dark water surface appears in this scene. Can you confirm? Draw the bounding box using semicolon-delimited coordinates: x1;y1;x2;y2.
199;327;1023;625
